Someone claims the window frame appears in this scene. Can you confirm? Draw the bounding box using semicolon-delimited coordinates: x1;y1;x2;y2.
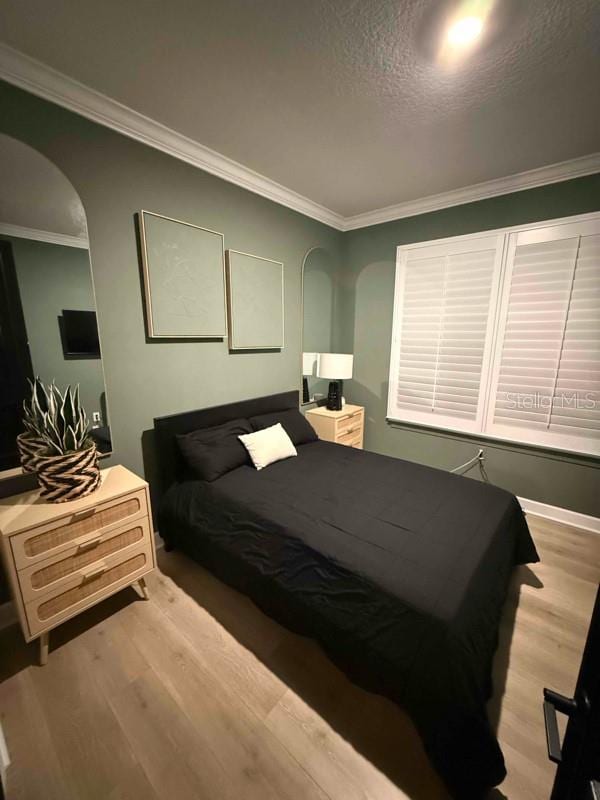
387;211;600;458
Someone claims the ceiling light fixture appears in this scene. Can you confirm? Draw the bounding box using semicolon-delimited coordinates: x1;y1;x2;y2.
446;15;484;46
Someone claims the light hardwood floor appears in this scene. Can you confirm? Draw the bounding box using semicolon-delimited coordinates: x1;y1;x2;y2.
0;515;598;800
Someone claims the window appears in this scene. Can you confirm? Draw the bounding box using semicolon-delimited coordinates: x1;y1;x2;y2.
388;213;600;457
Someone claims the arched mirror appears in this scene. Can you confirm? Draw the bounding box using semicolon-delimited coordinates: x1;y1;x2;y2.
301;246;337;404
0;134;111;474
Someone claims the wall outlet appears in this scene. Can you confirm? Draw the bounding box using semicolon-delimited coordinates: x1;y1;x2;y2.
92;412;101;423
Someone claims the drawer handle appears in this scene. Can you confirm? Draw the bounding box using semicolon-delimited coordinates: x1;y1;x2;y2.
71;508;95;521
339;427;358;438
80;561;107;582
76;534;103;552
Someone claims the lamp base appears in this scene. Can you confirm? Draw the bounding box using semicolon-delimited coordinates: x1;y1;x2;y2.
326;381;342;411
302;377;310;404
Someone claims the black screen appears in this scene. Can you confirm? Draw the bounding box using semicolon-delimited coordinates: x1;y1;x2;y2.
61;310;100;357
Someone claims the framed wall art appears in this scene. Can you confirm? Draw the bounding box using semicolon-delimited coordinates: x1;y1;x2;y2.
226;249;284;350
139;210;226;338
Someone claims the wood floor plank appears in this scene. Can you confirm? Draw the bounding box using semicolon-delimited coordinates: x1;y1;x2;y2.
145;563;288;718
28;635;158;800
118;595;330;800
265;688;447;800
76;608;151;696
157;548;286;659
106;667;233;800
0;669;68;800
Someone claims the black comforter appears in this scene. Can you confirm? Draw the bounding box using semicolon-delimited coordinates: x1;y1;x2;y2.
159;440;538;798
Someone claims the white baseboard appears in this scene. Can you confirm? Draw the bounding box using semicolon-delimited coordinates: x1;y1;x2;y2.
518;496;600;535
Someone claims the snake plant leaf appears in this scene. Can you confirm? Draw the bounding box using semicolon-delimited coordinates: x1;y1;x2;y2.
63;425;78;453
34;377;51;414
61;386;75;432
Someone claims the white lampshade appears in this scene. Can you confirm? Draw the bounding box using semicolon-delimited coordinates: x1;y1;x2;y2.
317;353;353;380
302;352;317;376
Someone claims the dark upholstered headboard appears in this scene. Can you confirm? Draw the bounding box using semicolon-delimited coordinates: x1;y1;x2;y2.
153;390;300;491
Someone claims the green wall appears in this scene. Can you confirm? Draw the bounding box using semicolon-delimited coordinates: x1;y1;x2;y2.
6;236;107;420
342;175;600;516
0;81;343;494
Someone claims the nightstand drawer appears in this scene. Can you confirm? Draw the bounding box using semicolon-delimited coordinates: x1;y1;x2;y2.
337;429;363;447
10;488;148;569
19;516;152;602
25;540;154;637
336;408;363;435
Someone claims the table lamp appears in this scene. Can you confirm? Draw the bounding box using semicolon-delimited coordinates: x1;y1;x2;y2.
317;353;353;410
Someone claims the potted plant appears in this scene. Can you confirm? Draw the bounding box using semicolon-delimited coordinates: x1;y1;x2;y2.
17;378;50;473
34;382;101;503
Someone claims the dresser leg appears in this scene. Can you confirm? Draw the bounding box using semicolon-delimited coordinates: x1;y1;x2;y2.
138;577;149;600
39;632;49;666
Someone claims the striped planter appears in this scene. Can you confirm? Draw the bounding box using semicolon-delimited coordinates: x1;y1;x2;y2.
16;433;45;474
36;443;101;503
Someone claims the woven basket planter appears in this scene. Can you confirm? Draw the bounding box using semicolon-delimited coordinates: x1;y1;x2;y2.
16;432;45;474
36;442;101;503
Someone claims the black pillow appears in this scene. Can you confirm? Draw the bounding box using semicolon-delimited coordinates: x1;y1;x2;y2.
249;408;317;446
176;418;253;482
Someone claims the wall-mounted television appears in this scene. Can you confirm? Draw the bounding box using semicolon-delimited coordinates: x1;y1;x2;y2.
61;309;101;358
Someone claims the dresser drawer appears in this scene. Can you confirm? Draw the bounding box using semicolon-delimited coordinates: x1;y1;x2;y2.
10;488;148;569
25;539;154;637
336;409;363;437
19;516;152;602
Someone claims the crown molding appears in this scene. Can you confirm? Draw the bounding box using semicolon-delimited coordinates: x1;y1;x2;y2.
1;44;599;234
342;152;600;230
0;221;88;248
0;44;345;231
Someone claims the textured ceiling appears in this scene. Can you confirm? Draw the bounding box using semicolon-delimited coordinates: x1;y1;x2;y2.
1;0;599;217
0;134;86;236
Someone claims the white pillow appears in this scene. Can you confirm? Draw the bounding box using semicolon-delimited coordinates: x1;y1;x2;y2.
238;423;297;471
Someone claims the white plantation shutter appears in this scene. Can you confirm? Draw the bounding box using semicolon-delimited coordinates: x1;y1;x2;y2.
388;213;600;456
487;220;600;456
388;235;501;433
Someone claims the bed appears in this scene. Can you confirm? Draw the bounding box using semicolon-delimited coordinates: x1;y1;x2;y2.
155;390;539;799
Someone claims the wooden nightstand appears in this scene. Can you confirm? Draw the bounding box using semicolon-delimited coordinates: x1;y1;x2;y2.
0;465;156;665
305;404;364;449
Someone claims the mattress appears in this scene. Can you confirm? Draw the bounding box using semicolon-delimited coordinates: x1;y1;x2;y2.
159;439;539;798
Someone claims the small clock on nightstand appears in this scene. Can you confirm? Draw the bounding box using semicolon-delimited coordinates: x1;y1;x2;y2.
305;404;364;449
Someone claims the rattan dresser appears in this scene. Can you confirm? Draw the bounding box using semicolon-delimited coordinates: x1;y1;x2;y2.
0;465;156;665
